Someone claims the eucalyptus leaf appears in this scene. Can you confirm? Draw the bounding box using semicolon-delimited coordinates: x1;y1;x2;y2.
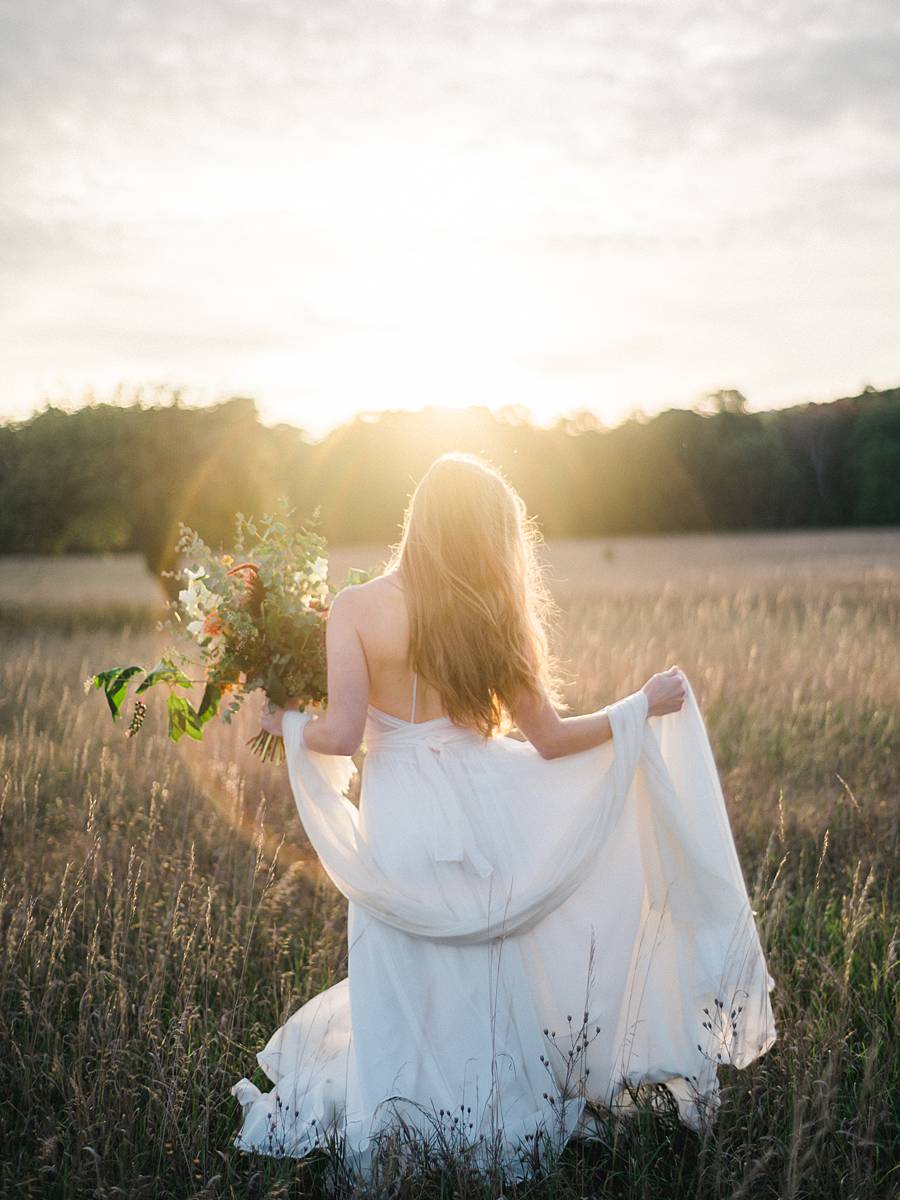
264;668;289;707
344;567;371;587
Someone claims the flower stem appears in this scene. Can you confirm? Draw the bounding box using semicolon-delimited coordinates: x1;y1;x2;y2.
246;729;285;765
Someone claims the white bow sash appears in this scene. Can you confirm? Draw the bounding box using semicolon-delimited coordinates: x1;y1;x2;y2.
364;719;497;878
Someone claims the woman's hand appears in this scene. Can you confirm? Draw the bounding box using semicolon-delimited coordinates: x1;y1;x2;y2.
641;666;687;718
259;697;302;738
259;704;285;737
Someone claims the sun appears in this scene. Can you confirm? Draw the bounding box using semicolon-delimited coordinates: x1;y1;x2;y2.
208;131;633;434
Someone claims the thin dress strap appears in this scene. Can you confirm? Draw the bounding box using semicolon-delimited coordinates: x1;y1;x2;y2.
410;671;417;723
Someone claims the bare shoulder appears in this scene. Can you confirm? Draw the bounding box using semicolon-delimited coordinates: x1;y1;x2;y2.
329;574;403;624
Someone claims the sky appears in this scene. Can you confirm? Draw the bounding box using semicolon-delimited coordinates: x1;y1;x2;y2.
2;0;898;436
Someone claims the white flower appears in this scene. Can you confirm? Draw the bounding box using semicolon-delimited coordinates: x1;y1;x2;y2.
309;556;328;583
290;557;328;602
179;576;217;621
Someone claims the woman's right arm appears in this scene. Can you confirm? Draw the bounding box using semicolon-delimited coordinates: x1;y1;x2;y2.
511;666;687;759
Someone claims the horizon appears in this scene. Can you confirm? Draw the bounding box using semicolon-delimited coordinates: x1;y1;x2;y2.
3;376;897;443
3;1;899;437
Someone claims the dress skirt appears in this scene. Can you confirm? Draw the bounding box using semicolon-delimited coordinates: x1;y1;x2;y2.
230;676;776;1177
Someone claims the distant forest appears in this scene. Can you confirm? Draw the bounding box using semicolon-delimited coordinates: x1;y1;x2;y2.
1;384;898;582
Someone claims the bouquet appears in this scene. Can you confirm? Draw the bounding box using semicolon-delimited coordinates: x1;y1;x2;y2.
85;504;367;764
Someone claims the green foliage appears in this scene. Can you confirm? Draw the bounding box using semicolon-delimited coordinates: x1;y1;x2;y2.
165;692;204;742
848;398;900;524
85;502;364;751
89;664;143;719
196;682;222;724
1;387;897;581
136;657;193;693
89;655;201;738
171;501;335;713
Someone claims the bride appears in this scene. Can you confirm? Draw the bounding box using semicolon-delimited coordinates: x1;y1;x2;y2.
230;452;776;1177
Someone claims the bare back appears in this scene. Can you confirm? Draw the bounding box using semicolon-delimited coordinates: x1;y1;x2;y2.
353;573;449;724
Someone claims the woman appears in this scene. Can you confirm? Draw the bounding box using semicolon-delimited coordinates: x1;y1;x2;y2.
231;453;775;1177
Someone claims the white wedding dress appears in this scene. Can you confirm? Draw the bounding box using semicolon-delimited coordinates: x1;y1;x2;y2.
230;672;775;1177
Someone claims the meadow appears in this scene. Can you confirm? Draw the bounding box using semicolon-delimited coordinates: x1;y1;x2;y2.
0;529;897;1199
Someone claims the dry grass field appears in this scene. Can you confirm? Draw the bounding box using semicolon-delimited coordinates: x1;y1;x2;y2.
0;529;897;1199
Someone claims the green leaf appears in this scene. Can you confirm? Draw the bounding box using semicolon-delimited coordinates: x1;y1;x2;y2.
264;670;289;707
197;683;222;725
92;666;144;719
137;657;192;693
166;693;204;743
343;566;371;587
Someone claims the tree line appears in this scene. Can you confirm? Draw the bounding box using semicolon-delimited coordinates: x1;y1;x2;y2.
1;384;897;583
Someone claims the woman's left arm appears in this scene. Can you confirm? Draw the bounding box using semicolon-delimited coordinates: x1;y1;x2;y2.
298;587;370;756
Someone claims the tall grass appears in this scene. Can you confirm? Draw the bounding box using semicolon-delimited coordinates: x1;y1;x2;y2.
0;535;897;1198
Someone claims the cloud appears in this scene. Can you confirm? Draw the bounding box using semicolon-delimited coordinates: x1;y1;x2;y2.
0;0;897;425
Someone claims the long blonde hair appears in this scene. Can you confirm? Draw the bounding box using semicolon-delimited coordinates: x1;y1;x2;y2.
384;453;564;737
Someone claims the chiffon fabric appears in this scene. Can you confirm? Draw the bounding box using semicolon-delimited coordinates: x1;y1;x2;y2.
230;673;775;1176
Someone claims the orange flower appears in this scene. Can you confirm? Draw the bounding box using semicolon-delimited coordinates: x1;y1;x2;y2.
202;610;224;638
227;561;265;616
